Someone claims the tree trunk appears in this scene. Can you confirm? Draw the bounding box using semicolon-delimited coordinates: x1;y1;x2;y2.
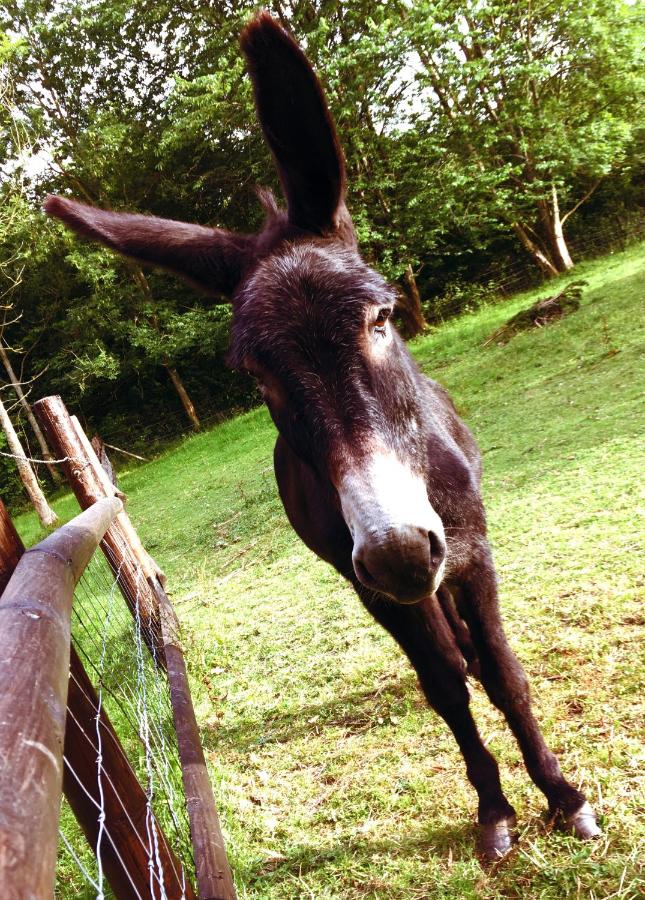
0;397;57;526
398;265;427;339
164;363;201;431
549;184;574;271
512;223;560;277
131;268;202;431
535;191;575;274
0;343;61;483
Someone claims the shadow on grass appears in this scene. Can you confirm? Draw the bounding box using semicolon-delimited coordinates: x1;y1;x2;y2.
246;819;476;885
201;675;421;753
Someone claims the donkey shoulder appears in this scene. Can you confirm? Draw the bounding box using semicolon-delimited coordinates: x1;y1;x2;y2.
420;375;483;486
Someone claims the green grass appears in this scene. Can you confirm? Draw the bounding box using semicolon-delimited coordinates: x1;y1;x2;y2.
17;243;644;898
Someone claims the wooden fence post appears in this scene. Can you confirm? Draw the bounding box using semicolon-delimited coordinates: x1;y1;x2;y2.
156;583;237;900
33;395;164;658
0;497;121;898
0;498;23;588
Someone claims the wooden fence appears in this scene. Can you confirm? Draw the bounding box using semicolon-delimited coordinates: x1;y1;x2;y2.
0;395;237;900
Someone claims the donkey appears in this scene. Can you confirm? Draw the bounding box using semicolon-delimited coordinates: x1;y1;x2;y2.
45;12;601;861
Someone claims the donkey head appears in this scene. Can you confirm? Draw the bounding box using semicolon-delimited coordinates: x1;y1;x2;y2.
45;12;446;603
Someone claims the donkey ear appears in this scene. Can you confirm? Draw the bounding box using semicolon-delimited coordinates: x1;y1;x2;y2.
44;196;255;298
241;12;354;243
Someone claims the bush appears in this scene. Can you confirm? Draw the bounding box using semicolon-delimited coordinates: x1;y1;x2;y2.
424;280;500;324
0;431;27;509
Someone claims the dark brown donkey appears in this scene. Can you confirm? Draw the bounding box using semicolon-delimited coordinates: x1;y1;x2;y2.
45;12;601;861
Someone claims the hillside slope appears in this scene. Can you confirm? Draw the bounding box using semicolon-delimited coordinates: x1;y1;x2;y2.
17;244;644;899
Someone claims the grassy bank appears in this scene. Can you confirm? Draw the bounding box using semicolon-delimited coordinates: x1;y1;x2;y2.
18;243;644;898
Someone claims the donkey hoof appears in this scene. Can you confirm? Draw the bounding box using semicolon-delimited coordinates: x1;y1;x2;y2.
477;816;518;862
562;801;602;840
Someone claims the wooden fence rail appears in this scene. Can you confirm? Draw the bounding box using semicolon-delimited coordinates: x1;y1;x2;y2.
0;499;193;899
64;645;195;900
156;583;237;900
0;496;121;898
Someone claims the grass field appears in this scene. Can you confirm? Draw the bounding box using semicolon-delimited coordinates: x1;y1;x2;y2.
17;244;644;898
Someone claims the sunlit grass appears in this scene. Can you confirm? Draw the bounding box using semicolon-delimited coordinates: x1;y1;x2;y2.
17;242;645;898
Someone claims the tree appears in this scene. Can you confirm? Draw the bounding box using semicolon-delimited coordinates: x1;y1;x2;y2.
0;0;640;461
0;328;61;481
0;393;58;525
0;1;232;428
397;0;641;275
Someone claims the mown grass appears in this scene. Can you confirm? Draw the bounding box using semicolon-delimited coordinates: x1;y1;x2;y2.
17;243;644;898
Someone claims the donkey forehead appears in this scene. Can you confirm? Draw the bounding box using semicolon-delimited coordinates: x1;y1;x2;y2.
235;244;393;344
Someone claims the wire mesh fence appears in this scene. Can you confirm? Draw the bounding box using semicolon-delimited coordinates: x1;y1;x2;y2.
56;542;194;899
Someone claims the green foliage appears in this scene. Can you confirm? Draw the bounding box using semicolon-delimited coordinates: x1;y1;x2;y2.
0;430;25;505
70;343;121;390
0;1;641;444
425;279;500;324
398;0;642;269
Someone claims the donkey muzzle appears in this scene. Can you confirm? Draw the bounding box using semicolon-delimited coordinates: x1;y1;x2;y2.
352;525;446;603
337;450;447;604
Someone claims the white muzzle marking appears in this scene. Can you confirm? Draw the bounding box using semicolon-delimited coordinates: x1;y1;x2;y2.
337;449;446;592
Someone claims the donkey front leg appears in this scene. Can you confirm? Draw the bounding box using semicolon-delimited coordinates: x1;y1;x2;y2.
361;589;518;861
457;557;601;840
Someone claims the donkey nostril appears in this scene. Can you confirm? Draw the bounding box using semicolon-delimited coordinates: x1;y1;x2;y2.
428;531;446;569
354;557;376;588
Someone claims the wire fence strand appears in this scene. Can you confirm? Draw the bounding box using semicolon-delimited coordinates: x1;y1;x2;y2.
56;546;194;899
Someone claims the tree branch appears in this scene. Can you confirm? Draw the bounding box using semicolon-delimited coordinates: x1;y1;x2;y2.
561;179;603;225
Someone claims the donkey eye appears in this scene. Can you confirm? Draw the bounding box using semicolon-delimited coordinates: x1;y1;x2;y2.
374;307;392;331
245;369;266;394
